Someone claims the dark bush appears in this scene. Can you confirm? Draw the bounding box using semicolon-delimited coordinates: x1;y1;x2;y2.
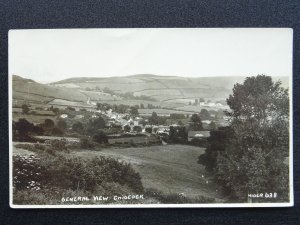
57;120;67;131
22;104;30;114
93;131;108;144
80;137;95;149
123;125;131;133
145;127;152;133
66;106;76;111
13;119;43;142
51;127;64;135
13;155;43;191
48;139;68;151
86;117;106;135
44;119;55;129
72;122;84;133
31;155;144;193
133;126;142;133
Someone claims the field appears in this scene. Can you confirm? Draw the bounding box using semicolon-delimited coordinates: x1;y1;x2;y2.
138;108;198;116
12;75;87;105
12;112;56;124
72;144;222;201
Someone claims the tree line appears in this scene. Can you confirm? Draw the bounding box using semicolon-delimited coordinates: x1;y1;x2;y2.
198;75;289;202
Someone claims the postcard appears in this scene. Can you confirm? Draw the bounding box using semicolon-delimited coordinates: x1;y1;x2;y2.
9;28;293;208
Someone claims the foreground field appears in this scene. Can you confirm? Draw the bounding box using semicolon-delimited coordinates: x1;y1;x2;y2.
73;144;223;201
13;143;224;203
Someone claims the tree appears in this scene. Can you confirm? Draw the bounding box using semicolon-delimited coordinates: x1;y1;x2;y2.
145;127;152;133
147;103;153;109
123;124;131;133
44;119;55;129
210;75;289;201
170;113;185;120
72;122;84;133
66;106;75;111
129;106;139;117
80;137;95;149
103;87;115;95
13;119;43;141
169;126;188;143
86;117;106;134
22;104;30;114
138;119;147;126
52;108;60;115
57;120;67;131
177;120;183;126
133;126;142;133
51;127;64;135
149;112;159;125
198;126;233;172
93;131;108;144
199;98;205;103
14;118;35;136
200;109;210;120
96;103;102;110
190;114;203;131
107;124;122;135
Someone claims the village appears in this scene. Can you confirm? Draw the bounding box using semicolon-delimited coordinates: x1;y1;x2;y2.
20;95;228;148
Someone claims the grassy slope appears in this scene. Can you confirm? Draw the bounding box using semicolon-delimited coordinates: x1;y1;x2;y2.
52;75;242;101
73;144;223;201
13;74;289;110
12;75;87;104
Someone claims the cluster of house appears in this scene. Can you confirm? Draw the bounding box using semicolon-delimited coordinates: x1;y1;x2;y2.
59;107;212;144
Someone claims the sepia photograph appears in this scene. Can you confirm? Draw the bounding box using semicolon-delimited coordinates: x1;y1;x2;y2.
9;28;293;208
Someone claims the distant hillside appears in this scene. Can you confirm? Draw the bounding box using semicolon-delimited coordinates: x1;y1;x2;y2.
51;74;289;102
12;74;289;108
12;75;87;105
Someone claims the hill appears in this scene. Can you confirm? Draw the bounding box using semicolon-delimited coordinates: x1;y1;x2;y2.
12;75;87;106
51;74;289;102
12;74;289;109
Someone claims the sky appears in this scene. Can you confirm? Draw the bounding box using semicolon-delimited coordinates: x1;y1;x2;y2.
9;28;293;83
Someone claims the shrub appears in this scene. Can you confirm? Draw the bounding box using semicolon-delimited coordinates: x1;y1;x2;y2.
13;152;144;204
48;156;141;192
22;104;30;114
132;126;142;133
144;188;215;204
13;155;43;191
57;120;67;131
15;143;46;152
44;119;55;129
13;188;91;205
66;106;75;111
72;122;84;133
14;153;143;190
49;139;68;151
123;125;131;133
145;127;152;133
13;119;43;142
93;131;108;144
86;117;106;135
80;137;95;149
51;127;64;135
